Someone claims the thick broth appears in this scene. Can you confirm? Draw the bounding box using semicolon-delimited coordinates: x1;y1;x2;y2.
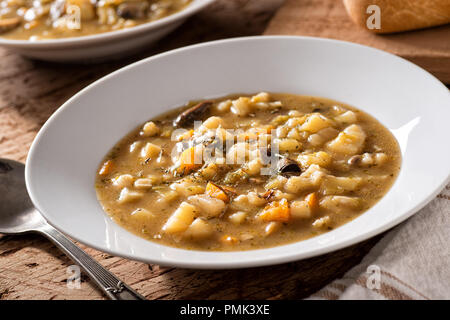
95;93;401;251
0;0;191;40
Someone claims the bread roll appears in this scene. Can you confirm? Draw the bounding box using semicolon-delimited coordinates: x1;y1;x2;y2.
343;0;450;33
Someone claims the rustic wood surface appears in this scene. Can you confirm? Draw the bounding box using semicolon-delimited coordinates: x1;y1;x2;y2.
0;0;419;300
265;0;450;84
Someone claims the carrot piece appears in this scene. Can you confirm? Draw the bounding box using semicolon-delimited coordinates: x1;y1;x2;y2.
259;198;290;222
305;192;319;212
205;182;230;203
99;160;114;176
177;146;202;174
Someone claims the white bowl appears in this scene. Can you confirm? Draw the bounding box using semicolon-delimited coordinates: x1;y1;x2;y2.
26;36;450;269
0;0;215;62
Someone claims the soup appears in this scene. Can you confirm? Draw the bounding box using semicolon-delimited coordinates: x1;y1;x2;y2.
95;93;401;251
0;0;191;40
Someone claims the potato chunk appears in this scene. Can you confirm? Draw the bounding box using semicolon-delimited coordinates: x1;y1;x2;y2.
187;194;226;218
112;174;134;188
286;116;307;128
226;142;249;164
231;97;251;116
170;179;205;197
67;0;96;21
140;142;161;159
141;121;160;137
202;116;223;130
312;216;331;229
251;92;270;103
229;211;247;225
290;200;312;219
117;188;143;204
230;194;251;211
297;151;332;169
162;202;197;234
156;189;178;205
276;138;302;153
265;221;282;236
130;208;155;223
284;164;326;194
300;114;332;133
287;128;302;140
265;175;288;190
247;191;267;206
327;124;366;155
307;127;339;147
319;196;361;213
244;158;263;176
216;100;232;112
134;178;154;189
335;111;357;124
184;218;214;240
321;175;362;195
348;153;388;167
198;163;219;180
275;125;289;138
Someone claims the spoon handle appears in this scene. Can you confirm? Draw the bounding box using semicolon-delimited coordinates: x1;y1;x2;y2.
38;223;145;300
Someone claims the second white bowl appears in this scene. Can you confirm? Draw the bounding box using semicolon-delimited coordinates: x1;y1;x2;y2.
0;0;215;62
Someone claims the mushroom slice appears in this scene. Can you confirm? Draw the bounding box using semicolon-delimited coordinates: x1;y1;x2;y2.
173;101;213;127
277;158;301;174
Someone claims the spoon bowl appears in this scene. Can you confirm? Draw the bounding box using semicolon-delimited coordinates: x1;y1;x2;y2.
0;159;46;234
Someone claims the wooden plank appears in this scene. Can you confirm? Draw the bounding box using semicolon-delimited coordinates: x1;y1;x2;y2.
0;233;382;300
264;0;450;84
0;0;384;300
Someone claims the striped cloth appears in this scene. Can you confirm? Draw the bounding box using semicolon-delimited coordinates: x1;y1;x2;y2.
309;184;450;300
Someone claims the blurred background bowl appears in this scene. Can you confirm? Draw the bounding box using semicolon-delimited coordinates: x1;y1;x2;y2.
0;0;216;63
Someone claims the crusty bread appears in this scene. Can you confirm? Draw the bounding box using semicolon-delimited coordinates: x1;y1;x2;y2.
343;0;450;33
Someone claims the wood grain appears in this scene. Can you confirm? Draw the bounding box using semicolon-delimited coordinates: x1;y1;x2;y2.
0;233;382;300
264;0;450;84
0;0;388;300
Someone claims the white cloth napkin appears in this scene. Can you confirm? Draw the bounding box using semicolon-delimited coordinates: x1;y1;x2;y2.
309;183;450;300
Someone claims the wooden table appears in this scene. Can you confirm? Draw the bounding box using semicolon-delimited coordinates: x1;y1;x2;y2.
265;0;450;84
0;0;394;300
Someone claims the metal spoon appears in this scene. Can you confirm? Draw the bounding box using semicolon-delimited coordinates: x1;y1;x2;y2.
0;158;145;300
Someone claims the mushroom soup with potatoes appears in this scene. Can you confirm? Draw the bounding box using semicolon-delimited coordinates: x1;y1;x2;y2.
0;0;191;40
95;93;401;251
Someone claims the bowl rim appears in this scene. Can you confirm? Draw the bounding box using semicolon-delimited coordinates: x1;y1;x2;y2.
0;0;216;48
25;36;450;269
